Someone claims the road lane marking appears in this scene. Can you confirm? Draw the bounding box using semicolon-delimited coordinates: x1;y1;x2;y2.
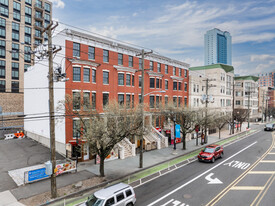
206;134;275;206
224;160;250;170
205;173;223;184
268;152;275;154
260;160;275;163
231;186;264;190
147;141;257;206
248;171;275;174
254;175;275;206
161;199;174;206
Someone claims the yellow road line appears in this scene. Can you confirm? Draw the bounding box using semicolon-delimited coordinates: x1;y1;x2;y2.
231;186;264;191
206;134;275;206
260;160;275;163
248;171;275;174
268;152;275;154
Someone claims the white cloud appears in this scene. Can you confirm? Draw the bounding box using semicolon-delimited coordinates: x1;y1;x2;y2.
49;0;65;9
251;54;275;62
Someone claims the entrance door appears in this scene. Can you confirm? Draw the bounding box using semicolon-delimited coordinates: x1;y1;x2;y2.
83;143;89;161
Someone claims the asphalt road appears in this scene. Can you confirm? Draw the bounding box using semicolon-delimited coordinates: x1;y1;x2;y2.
135;129;275;206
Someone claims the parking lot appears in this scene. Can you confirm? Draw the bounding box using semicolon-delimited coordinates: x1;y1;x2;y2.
0;138;63;192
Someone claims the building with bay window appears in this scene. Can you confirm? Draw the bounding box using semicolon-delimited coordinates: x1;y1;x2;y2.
24;28;189;161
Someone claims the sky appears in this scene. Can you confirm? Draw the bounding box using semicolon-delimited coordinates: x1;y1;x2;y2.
49;0;275;76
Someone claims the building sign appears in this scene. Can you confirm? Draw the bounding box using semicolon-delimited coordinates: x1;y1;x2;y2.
54;161;77;176
28;168;49;182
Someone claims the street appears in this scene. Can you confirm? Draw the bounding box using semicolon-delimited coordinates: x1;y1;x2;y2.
135;130;275;206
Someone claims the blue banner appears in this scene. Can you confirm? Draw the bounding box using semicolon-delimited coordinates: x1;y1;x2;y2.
28;168;49;182
175;124;181;138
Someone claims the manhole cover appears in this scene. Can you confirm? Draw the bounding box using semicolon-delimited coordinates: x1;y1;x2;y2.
183;194;192;199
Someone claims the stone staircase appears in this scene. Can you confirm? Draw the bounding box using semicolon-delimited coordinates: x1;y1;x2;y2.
151;126;168;148
117;138;136;159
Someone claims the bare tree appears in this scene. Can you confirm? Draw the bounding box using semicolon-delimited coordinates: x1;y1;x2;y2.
61;96;144;177
213;113;231;139
234;109;249;131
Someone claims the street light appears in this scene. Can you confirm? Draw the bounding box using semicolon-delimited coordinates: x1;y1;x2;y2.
173;116;176;150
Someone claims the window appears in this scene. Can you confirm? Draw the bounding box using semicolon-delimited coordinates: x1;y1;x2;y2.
178;82;182;90
156;96;160;108
103;93;109;108
139;95;141;104
25;26;31;45
178;97;182;107
139;76;142;87
173;82;177;90
160;79;162;88
184;83;187;92
12;22;19;41
44;13;50;22
73;119;80;138
11;81;19;93
173;97;177;107
24;64;30;72
105;197;115;206
0;40;5;58
92;93;96;109
150;61;153;71
150;96;155;108
35;29;41;38
128;56;133;67
150;78;155;88
73;92;80;110
118;94;124;105
45;2;51;12
165;96;168;105
118;73;124;86
36;0;42;8
165;65;168;74
139;58;142;69
12;43;19;60
83;68;90;82
92;69;96;83
73;43;80;57
12;62;19;80
236;100;241;105
0;60;5;78
103;50;109;62
116;193;125;202
0;80;5;92
73;67;81;81
88;46;95;60
25;6;31;16
25;15;31;25
157;63;161;72
132;94;134;108
179;69;182;76
13;1;21;21
126;74;131;86
83;92;90;110
184;69;187;77
165;80;168;90
154;79;159;89
132;75;134;86
125;189;132;197
0;1;8;17
118;53;123;65
103;71;109;84
173;67;176;75
126;94;131;108
24;46;31;63
0;18;5;38
184;97;187;106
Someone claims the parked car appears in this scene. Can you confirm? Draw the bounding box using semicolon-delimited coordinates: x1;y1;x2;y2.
198;144;224;163
264;123;275;131
84;183;136;206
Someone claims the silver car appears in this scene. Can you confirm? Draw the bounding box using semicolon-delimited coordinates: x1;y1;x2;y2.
84;183;136;206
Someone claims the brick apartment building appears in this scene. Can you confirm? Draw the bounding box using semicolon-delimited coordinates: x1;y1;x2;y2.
0;0;52;133
24;29;189;161
257;72;275;87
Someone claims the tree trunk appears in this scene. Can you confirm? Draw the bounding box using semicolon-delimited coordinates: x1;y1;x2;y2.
99;156;105;177
240;123;242;131
182;133;186;150
219;128;221;139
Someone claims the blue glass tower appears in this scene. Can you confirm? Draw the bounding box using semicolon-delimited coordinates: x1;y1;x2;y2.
204;28;232;65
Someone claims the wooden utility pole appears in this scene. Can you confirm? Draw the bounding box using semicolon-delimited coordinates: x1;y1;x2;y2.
247;86;251;129
262;92;265;123
136;49;153;168
43;22;61;199
232;83;235;134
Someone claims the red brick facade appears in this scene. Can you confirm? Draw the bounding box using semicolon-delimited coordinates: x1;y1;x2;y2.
64;40;189;144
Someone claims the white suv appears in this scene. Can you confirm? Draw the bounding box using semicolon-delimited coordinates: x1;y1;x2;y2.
84;183;136;206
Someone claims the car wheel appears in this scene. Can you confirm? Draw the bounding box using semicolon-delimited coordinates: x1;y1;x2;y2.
211;157;215;163
126;203;133;206
220;152;223;158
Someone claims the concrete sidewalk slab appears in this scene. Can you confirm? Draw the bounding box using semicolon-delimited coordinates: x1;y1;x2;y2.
0;191;25;206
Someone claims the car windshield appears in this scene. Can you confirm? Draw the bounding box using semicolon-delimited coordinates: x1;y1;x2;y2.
203;147;215;153
266;124;273;127
86;195;104;206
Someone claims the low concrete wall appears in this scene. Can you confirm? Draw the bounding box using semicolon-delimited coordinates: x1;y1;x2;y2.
25;131;66;156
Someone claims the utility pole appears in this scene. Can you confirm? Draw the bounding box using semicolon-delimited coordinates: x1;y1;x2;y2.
262;92;265;123
136;49;153;168
232;83;235;134
247;86;251;129
43;21;61;199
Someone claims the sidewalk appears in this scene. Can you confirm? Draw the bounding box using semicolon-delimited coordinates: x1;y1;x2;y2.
8;122;263;205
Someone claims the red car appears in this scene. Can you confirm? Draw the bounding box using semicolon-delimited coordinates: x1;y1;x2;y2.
198;144;224;163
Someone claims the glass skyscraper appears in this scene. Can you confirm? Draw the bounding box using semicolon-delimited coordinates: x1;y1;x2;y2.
204;28;232;66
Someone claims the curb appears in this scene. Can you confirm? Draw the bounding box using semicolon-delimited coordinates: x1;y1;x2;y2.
39;128;260;205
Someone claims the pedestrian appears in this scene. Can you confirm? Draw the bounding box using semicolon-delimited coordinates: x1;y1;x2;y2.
201;132;205;145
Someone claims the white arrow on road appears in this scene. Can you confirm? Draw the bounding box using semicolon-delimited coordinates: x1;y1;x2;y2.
205;173;223;184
